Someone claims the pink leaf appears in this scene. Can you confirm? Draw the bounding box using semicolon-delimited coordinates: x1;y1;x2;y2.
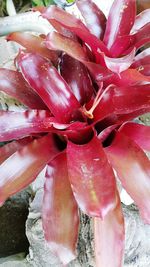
67;135;116;218
16;51;80;123
7;32;58;64
0;110;52;141
0;137;33;164
131;47;150;68
131;23;150;50
105;132;150;224
0;134;59;205
104;0;136;49
76;0;106;39
94;192;125;267
110;68;150;87
0;69;47;109
45;32;113;83
93;84;150;122
46;31;88;62
42;5;110;59
131;9;150;33
42;152;79;265
104;48;135;74
119;122;150;151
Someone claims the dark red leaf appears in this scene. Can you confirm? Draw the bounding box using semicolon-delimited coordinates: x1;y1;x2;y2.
42;5;110;59
16;51;80;123
67;135;116;218
76;0;106;39
119;122;150;151
7;32;58;64
104;0;136;50
0;110;52;141
132;22;150;50
0;69;47;109
94;192;125;267
45;32;113;83
0;134;59;205
46;31;88;62
131;47;150;68
60;54;94;104
42;152;79;265
93;84;150;122
105;132;150;224
105;68;150;87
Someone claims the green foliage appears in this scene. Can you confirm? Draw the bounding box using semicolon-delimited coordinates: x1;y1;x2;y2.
31;0;55;6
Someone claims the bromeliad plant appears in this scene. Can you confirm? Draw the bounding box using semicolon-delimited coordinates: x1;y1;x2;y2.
0;0;150;266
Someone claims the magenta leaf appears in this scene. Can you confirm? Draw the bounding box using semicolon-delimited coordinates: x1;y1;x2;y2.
46;31;88;62
16;51;80;123
0;110;52;141
93;84;150;122
131;47;150;68
76;0;106;39
131;9;150;33
105;132;150;224
0;137;33;164
67;135;116;218
7;32;58;64
108;68;150;87
108;35;133;57
60;54;94;104
119;122;150;151
42;152;79;265
0;69;47;109
132;22;150;50
45;31;113;83
94;192;125;267
42;5;110;59
104;48;135;74
104;0;136;50
0;134;59;205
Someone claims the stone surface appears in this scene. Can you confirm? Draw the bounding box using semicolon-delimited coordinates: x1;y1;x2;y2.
25;189;150;267
0;190;30;257
0;253;29;267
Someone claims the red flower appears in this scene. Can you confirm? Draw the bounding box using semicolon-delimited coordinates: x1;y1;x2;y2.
0;0;150;266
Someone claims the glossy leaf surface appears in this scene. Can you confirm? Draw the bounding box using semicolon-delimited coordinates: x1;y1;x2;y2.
0;137;33;164
76;0;106;39
105;132;150;223
7;32;58;64
43;152;79;265
93;84;150;122
131;9;150;33
119;122;150;151
94;192;124;267
104;0;136;50
16;51;80;123
0;134;59;205
0;110;51;141
46;31;88;62
104;48;135;74
0;69;46;109
131;47;150;68
60;54;94;104
67;135;116;218
42;5;110;58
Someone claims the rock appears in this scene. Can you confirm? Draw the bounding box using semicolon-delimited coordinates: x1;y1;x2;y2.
0;253;29;267
26;189;150;267
0;190;30;257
